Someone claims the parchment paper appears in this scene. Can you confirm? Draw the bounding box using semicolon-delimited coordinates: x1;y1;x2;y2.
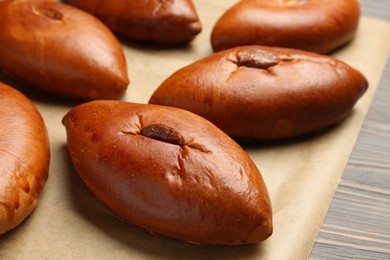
1;1;390;259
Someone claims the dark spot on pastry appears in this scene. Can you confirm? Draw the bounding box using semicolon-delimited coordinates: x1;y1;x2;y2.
141;124;185;146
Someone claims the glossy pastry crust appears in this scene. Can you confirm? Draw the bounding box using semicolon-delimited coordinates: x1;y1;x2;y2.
67;0;202;44
0;82;50;234
62;101;272;245
149;45;369;140
0;0;129;100
211;0;361;53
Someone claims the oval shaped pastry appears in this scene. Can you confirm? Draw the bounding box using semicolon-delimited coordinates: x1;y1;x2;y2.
0;82;50;234
67;0;202;44
62;101;272;245
211;0;361;53
0;0;129;100
149;46;368;140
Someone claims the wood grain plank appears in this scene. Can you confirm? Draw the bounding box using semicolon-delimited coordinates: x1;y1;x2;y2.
311;1;390;257
344;61;390;188
359;0;390;21
311;181;390;259
310;42;390;260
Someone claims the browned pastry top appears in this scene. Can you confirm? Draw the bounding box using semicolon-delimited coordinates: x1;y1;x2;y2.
67;0;202;43
150;46;368;140
0;81;50;234
0;0;129;100
63;101;272;245
211;0;361;53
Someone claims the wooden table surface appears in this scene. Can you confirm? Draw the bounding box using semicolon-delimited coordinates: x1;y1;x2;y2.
310;1;390;259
